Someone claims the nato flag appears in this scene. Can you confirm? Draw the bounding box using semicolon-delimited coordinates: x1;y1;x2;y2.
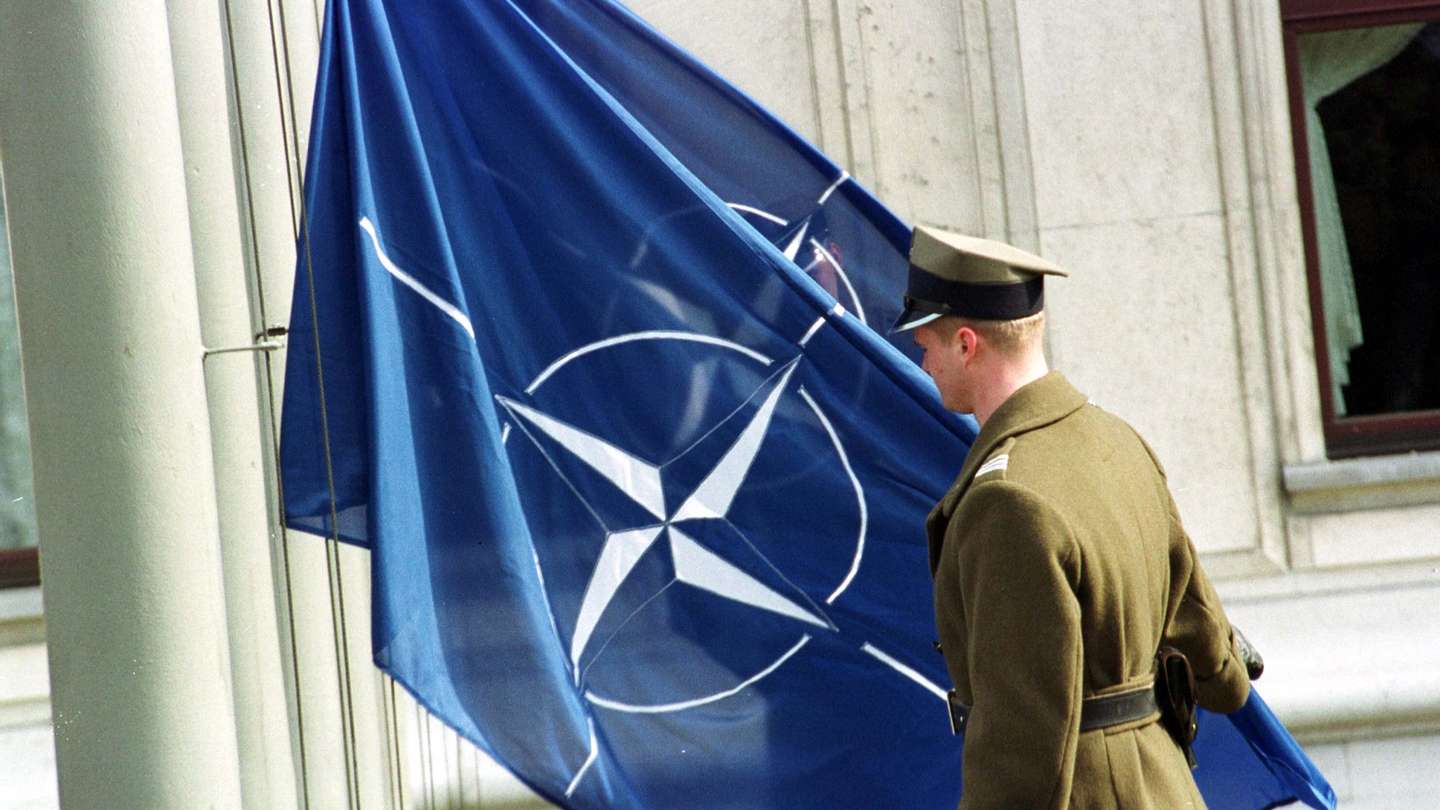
280;1;1334;808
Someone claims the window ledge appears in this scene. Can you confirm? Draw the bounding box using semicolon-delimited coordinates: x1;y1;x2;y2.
1284;450;1440;513
0;586;44;647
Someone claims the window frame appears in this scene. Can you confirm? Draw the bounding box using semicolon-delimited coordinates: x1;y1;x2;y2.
0;548;39;590
1280;0;1440;458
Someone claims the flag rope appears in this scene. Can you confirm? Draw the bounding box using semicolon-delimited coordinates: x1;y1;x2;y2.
420;703;437;809
218;0;316;805
268;0;366;802
386;676;407;810
454;729;465;807
228;0;368;804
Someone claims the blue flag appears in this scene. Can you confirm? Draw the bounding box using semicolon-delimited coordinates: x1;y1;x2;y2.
280;2;1334;808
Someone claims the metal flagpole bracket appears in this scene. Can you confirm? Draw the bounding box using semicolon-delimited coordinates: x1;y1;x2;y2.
203;325;289;358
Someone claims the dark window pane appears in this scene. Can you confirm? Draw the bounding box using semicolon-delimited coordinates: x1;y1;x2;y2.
1306;22;1440;417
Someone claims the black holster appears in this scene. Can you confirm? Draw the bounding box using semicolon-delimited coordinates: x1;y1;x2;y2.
1154;647;1199;769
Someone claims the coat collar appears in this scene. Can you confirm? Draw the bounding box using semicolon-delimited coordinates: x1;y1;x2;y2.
926;371;1088;573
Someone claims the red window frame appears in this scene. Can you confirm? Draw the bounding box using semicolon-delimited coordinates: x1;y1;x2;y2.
1280;0;1440;458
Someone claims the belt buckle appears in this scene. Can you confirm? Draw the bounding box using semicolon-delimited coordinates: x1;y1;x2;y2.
946;689;969;735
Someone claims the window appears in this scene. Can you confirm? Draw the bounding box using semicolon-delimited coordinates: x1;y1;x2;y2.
1282;0;1440;457
0;169;39;589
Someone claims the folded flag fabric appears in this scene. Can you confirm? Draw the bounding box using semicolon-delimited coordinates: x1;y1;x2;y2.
279;1;1334;808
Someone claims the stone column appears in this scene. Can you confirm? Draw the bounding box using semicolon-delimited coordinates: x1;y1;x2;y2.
0;3;244;807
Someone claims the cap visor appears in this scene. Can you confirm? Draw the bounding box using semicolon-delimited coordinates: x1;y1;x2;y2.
891;311;943;334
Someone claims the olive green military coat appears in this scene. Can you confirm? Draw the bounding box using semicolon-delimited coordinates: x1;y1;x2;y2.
928;372;1251;809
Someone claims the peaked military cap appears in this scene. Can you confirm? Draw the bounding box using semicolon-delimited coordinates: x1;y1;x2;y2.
892;225;1069;332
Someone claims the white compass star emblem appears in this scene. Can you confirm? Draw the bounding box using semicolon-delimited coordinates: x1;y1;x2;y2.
497;357;833;683
355;217;951;798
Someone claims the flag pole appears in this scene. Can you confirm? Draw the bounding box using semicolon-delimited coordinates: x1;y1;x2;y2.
166;0;304;806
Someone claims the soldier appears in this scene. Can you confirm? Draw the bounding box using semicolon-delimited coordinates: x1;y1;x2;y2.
894;225;1259;808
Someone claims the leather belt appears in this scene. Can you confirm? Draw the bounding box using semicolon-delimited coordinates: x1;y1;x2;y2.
946;685;1158;736
1079;686;1158;731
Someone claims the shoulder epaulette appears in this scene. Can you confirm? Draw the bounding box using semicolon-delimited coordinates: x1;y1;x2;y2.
974;452;1009;480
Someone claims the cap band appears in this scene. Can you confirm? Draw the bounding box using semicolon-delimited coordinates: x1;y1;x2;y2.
905;265;1045;320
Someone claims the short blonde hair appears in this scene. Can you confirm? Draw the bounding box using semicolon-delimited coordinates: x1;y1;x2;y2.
935;311;1046;356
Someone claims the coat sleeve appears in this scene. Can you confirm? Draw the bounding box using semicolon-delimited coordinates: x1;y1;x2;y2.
950;481;1082;810
1160;487;1251;713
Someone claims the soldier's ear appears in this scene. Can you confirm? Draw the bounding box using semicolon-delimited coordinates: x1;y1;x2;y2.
956;325;978;360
